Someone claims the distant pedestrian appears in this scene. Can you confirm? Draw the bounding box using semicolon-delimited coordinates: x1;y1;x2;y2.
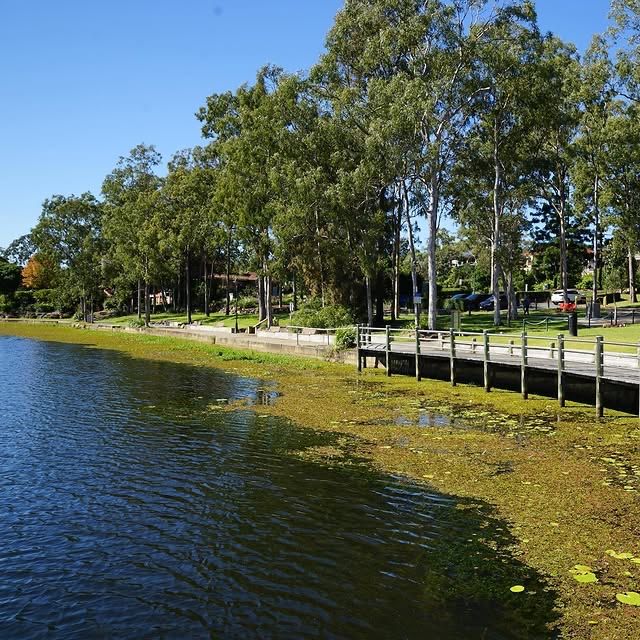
523;296;531;316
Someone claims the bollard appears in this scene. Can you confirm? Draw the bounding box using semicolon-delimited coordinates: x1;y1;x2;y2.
557;334;565;407
483;330;491;392
521;332;528;399
595;336;603;418
450;328;456;387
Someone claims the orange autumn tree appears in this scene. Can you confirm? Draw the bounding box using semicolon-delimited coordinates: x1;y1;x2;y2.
21;254;58;289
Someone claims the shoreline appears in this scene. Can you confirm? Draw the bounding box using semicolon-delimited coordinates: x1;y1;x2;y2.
1;322;639;638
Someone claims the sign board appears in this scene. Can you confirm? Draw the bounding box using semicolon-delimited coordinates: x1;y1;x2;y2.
413;295;422;304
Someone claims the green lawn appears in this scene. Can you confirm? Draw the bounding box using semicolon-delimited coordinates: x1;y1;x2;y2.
392;308;640;352
101;311;291;330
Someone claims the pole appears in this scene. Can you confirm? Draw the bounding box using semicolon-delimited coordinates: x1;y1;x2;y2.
595;336;603;418
521;332;528;399
450;328;456;387
483;330;491;392
557;334;565;407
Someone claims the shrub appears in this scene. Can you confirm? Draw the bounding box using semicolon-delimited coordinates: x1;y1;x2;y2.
235;295;258;310
127;318;146;328
334;326;356;350
291;301;354;328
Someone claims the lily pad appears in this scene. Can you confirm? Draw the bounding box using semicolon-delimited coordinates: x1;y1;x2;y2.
573;564;593;572
510;585;525;593
572;572;598;584
605;550;635;560
616;592;640;606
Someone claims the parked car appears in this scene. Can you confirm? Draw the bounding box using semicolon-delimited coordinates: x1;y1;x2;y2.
550;288;586;305
479;294;508;311
463;293;491;311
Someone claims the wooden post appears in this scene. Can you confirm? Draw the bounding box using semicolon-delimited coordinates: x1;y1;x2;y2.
557;334;565;407
483;330;491;392
450;328;456;387
595;336;603;418
521;332;528;399
509;339;514;356
385;325;391;377
356;325;362;372
415;327;421;382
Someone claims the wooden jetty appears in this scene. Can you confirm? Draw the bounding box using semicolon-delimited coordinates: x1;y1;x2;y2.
356;326;640;417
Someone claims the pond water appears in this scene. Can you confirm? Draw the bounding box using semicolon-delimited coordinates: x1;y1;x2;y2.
0;336;557;639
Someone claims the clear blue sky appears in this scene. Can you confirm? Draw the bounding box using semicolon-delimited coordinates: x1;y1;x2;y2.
0;0;611;249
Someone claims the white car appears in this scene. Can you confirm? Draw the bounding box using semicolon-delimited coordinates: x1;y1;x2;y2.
550;289;585;305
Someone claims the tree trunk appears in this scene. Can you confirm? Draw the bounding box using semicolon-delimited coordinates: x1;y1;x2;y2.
258;273;266;322
144;281;150;326
629;245;636;303
225;235;231;316
292;272;298;311
137;279;142;320
506;270;518;320
492;130;502;327
559;198;569;301
265;274;273;328
203;253;209;317
427;182;438;330
592;174;599;305
315;205;326;307
365;274;374;326
185;250;192;325
391;199;401;321
403;182;420;327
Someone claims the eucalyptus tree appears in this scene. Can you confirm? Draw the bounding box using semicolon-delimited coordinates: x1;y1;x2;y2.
102;144;164;326
163;147;219;324
317;0;541;329
601;105;640;300
531;36;582;303
611;0;640;103
573;36;616;303
455;1;542;324
31;193;103;320
198;67;288;327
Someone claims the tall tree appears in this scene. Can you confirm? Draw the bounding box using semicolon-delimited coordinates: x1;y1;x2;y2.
102;144;164;326
31;193;103;321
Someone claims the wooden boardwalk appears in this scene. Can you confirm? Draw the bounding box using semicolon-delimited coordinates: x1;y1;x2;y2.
357;327;640;417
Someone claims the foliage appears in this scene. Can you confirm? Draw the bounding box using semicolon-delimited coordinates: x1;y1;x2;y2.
0;258;22;295
21;254;58;289
291;301;354;329
334;326;357;350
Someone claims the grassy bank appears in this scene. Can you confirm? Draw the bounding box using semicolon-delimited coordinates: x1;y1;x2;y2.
1;322;639;638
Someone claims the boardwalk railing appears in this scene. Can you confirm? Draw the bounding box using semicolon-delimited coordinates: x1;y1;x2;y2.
356;326;640;417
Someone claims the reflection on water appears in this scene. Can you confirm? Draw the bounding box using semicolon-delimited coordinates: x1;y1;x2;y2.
0;336;557;639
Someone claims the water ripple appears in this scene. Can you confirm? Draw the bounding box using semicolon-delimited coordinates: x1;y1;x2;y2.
0;336;557;639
